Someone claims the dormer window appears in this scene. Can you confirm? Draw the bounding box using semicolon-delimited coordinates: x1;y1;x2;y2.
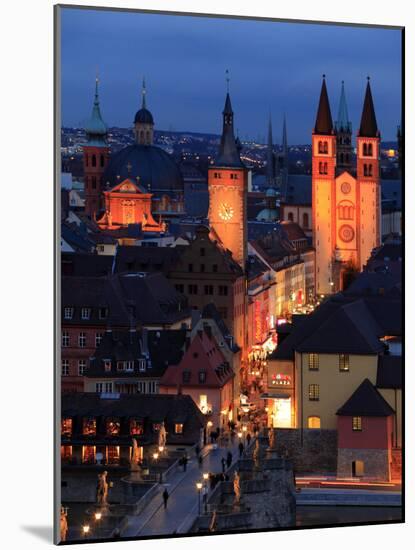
182;370;191;383
99;307;108;320
64;307;74;320
104;360;112;372
126;361;134;371
81;308;91;320
117;361;125;371
138;359;146;372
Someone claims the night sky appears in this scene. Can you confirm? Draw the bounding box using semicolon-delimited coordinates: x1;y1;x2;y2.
60;7;402;143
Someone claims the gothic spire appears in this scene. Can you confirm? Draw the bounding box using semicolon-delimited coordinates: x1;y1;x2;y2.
141;77;147;109
282;114;288;157
314;75;334;135
335;81;352;132
215;74;244;168
359;77;379;137
266;114;275;186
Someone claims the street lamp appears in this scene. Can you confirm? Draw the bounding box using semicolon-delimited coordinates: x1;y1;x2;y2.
196;482;203;515
82;525;90;539
158;446;164;454
203;472;209;482
94;512;102;538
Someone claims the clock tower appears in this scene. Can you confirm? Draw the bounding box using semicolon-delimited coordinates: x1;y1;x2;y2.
208;88;248;269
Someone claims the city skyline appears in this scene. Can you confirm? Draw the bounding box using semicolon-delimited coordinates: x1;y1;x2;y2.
61;7;402;142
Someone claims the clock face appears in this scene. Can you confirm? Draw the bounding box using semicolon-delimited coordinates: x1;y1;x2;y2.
339;224;355;243
341;182;351;194
219;202;234;221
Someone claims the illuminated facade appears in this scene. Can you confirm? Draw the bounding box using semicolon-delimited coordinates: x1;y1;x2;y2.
96;178;165;232
312;77;381;295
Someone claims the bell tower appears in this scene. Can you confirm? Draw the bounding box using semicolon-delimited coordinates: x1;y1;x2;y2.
356;77;381;268
335;81;353;174
312;75;337;295
208;78;248;269
83;77;110;218
134;78;154;145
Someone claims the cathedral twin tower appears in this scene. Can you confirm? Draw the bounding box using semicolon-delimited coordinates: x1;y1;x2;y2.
312;76;381;295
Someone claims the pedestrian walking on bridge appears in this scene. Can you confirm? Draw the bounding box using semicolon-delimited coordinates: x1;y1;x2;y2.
163;488;169;509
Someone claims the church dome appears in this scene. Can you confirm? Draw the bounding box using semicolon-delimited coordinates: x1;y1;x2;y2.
134;108;154;125
256;208;279;222
265;187;278;197
103;144;184;192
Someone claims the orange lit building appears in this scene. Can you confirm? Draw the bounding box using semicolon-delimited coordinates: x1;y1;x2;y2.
312;77;381;295
96;177;165;232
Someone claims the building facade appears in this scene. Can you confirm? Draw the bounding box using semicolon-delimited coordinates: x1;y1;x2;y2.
312;77;381;295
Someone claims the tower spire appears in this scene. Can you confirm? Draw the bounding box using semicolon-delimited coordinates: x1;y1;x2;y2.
359;77;379;137
336;81;351;132
215;77;244;168
266;113;275;187
282;114;288;157
85;76;107;142
141;77;147;109
314;75;334;135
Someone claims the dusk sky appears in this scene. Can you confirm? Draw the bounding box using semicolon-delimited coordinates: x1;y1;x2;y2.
60;7;402;143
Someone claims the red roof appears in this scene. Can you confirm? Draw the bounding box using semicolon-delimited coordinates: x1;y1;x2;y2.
159;329;234;388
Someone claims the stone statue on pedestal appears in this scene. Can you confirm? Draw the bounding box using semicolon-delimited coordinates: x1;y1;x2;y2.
130;438;141;472
60;506;68;542
158;422;167;449
209;510;217;532
253;437;260;468
269;427;276;449
96;471;109;506
233;471;241;505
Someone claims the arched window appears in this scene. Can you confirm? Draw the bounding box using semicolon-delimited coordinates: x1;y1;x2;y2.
319;161;323;174
100;155;105;167
288;212;294;222
368;164;373;176
324;142;328;154
368;143;373;156
364;164;368;176
363;143;368;156
338;200;354;220
324;162;328;174
318;141;324;154
92;154;96;167
303;212;309;228
308;416;321;429
85;155;89;167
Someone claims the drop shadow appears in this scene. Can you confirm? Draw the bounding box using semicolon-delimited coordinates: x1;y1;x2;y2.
21;525;53;543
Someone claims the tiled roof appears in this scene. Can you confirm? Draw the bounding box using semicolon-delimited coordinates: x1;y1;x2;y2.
336;379;394;416
160;329;234;389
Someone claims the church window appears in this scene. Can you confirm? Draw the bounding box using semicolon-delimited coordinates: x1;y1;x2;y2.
303;213;309;228
324;162;328;174
92;154;96;167
338;201;354;220
368;143;373;156
318;162;323;174
100;155;105;167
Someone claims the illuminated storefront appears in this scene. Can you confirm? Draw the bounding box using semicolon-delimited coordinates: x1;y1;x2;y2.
263;360;295;428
